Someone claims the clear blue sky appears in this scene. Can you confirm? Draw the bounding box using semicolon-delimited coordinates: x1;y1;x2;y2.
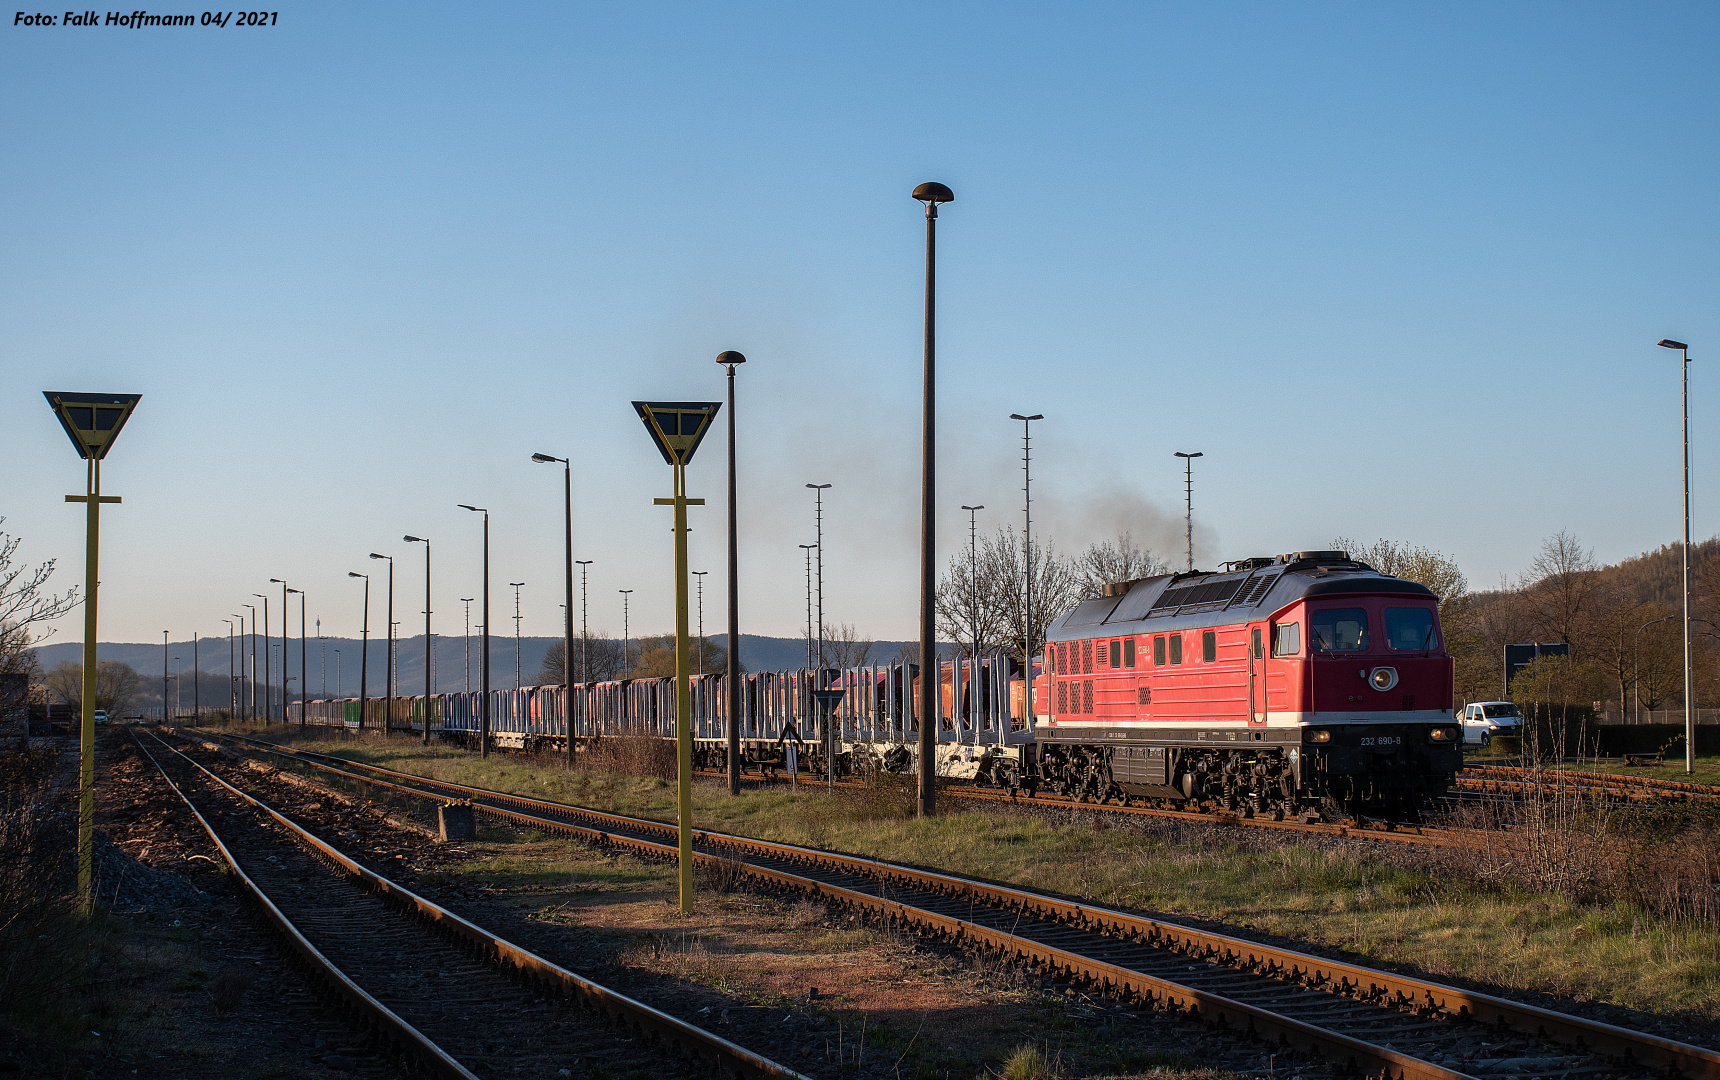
4;2;1716;649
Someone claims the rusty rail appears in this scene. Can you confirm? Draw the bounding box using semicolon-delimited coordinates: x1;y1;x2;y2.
196;727;1720;1080
140;730;809;1079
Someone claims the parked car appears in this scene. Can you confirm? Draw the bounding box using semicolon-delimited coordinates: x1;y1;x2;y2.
93;710;108;724
1458;701;1520;746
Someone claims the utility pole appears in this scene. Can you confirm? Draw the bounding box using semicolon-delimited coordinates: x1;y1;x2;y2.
692;571;708;677
619;590;633;672
576;562;592;685
510;582;525;689
1011;414;1043;735
799;545;817;668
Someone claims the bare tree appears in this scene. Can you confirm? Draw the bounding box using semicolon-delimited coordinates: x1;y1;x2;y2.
537;633;635;685
1074;532;1171;600
43;660;140;718
0;520;80;676
816;622;872;669
1518;530;1603;649
936;525;1079;661
1331;537;1467;610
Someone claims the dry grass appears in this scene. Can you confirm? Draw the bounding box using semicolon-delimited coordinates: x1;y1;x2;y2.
0;748;90;1019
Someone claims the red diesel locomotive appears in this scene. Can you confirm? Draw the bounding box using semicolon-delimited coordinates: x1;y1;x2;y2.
1033;550;1460;820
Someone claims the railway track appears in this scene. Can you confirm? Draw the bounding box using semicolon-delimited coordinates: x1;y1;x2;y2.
189;727;1720;1080
131;729;808;1080
1454;764;1720;804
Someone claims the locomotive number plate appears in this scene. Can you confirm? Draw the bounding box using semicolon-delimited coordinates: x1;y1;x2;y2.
1359;736;1400;747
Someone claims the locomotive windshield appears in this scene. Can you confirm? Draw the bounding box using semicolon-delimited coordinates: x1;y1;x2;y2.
1309;608;1369;652
1384;607;1438;651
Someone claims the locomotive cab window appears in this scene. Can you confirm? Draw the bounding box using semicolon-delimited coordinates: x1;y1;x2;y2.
1385;608;1438;651
1272;622;1301;657
1202;630;1216;663
1309;608;1369;652
1109;640;1121;669
1168;635;1183;665
1153;636;1166;666
1124;638;1136;668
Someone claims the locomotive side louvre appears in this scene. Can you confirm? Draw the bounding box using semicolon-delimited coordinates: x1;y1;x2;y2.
1034;550;1462;819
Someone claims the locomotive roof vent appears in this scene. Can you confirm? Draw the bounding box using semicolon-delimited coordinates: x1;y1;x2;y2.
1221;557;1276;572
1102;577;1146;598
1278;551;1348;564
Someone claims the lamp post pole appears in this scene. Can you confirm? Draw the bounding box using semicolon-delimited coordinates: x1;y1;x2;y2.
270;579;291;722
224;620;235;715
162;631;169;722
369;554;394;734
318;618;325;698
717;351;746;795
406;536;431;744
295;592;305;724
533;453;576;766
1011;415;1043;735
193;633;199;722
1658;339;1695;772
348;573;369;732
244;604;257;720
1174;451;1203;572
458;506;491;757
806;484;830;673
253;595;269;723
913;181;953;818
335;650;341;698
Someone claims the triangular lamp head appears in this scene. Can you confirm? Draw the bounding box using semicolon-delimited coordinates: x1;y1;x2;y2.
633;401;722;466
43;392;141;460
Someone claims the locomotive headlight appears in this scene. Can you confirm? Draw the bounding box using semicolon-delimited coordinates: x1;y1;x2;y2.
1369;666;1399;692
1308;729;1332;744
1429;726;1459;742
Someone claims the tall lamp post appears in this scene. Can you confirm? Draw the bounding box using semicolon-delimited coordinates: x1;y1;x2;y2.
269;578;290;723
532;452;576;767
1658;338;1695;773
460;598;474;691
223;619;236;715
1174;451;1203;572
717;350;746;795
458;506;491;757
913;181;953;818
406;536;432;745
162;631;169;722
243;604;258;720
348;572;369;731
43;389;139;912
369;554;394;734
252;594;270;724
290;590;305;725
633;399;721;915
192;633;199;722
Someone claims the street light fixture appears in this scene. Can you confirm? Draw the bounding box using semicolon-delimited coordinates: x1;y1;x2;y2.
913;180;953;819
1658;338;1695;773
458;505;491;757
1174;452;1203;572
42;388;139;911
269;578;290;723
347;572;370;732
252;594;270;723
405;536;431;745
286;588;305;725
368;554;394;735
532;452;576;767
717;350;746;795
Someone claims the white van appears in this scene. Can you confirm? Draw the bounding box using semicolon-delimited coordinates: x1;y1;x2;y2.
1459;701;1520;746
